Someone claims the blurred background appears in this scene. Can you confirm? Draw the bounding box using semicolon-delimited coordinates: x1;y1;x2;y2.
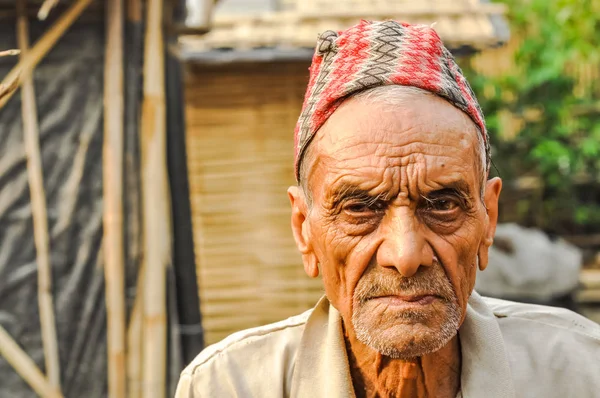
0;0;598;397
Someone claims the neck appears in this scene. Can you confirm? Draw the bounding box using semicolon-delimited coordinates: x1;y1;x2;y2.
344;324;461;398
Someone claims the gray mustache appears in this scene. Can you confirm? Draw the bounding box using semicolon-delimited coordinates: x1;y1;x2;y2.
354;267;456;304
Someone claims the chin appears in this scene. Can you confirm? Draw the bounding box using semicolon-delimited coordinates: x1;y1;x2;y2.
352;299;461;359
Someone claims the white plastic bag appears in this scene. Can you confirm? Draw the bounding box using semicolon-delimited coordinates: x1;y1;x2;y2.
475;223;582;301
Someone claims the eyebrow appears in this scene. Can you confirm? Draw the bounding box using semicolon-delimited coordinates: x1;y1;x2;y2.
426;180;473;197
422;180;475;206
328;179;474;205
328;183;387;206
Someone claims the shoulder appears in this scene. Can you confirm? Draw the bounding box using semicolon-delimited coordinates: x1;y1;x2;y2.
183;309;310;374
482;296;600;396
175;309;312;397
482;296;600;341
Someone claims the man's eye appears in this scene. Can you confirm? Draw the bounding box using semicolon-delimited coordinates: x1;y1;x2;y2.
426;198;459;212
345;203;371;213
343;201;384;214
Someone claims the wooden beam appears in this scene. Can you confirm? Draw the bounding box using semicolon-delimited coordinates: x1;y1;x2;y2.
0;0;93;110
17;0;62;393
0;325;63;398
103;0;127;397
141;0;171;396
211;3;507;26
297;5;507;19
580;269;600;289
562;234;600;248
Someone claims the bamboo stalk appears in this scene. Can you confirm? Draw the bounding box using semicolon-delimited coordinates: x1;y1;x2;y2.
0;49;21;57
141;0;171;396
38;0;60;20
17;0;61;393
0;0;93;109
103;0;126;397
0;73;19;102
0;48;19;101
0;325;63;398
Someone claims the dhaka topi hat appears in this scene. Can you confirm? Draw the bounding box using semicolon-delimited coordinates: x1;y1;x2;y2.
294;20;489;182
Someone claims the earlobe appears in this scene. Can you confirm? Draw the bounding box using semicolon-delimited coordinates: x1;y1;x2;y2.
479;177;502;271
287;186;319;278
288;186;310;255
477;237;493;271
303;256;319;278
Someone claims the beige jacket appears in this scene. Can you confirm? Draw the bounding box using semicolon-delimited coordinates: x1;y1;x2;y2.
175;292;600;398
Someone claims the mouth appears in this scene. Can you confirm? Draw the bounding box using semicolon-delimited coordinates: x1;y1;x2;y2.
369;294;440;307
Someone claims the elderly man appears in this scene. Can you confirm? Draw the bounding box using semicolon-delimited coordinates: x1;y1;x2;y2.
176;21;600;398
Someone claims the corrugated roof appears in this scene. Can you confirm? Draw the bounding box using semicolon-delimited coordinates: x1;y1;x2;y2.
179;0;510;62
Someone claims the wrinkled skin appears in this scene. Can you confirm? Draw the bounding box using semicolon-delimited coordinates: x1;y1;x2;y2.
288;92;502;397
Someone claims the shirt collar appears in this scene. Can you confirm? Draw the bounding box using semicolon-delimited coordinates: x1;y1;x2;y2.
291;296;355;398
291;291;516;398
459;291;516;398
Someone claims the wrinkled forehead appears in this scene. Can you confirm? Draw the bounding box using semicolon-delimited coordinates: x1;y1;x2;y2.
309;94;483;193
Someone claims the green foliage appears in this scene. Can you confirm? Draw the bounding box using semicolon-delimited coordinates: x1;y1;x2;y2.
463;0;600;234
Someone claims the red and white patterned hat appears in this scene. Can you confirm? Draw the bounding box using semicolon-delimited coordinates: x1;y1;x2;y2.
294;20;488;181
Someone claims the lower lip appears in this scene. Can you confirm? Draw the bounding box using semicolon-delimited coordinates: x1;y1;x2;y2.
371;295;438;307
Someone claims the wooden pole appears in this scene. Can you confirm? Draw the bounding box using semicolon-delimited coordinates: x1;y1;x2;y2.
141;0;171;396
0;0;93;110
0;325;63;398
17;0;61;393
103;0;127;397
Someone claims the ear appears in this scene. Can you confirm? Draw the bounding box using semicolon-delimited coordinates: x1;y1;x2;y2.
288;186;319;278
478;177;502;271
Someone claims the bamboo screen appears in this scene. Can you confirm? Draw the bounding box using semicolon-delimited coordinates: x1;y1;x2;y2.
184;62;324;345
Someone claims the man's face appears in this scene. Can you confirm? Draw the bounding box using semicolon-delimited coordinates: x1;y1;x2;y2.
289;92;502;359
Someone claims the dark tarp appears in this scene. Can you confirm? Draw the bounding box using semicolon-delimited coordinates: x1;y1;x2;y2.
0;15;186;397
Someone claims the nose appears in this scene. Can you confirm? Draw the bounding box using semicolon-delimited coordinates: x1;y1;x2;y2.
376;207;432;277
